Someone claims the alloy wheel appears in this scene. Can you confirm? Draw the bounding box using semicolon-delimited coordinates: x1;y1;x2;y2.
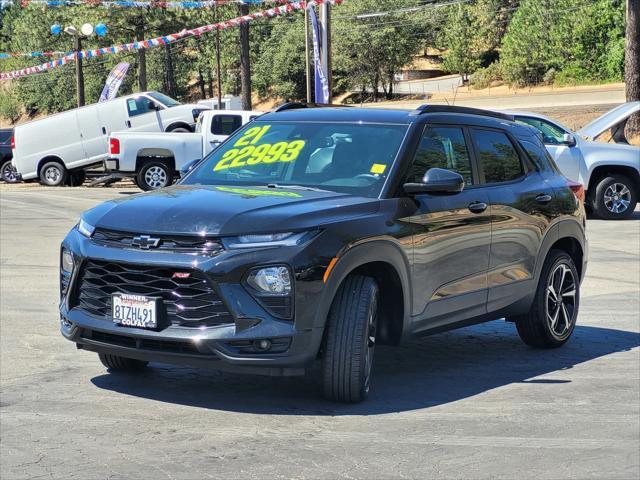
546;263;576;339
144;166;168;189
1;162;18;183
603;182;631;214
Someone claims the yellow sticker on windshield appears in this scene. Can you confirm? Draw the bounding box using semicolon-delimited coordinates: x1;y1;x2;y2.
214;140;306;172
216;186;302;198
370;163;387;174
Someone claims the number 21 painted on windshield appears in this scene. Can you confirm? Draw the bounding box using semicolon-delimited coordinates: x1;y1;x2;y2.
234;125;271;147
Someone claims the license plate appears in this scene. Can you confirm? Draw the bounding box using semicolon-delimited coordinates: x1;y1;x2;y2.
112;293;158;329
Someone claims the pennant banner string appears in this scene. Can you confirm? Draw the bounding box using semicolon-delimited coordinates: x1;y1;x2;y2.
0;0;342;79
0;0;291;9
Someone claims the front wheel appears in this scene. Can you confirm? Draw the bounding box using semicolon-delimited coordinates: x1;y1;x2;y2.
515;250;580;348
98;353;148;372
591;174;637;220
137;161;173;191
321;275;379;403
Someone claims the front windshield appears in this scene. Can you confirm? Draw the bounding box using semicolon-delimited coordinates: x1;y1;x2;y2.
182;121;408;198
148;91;181;108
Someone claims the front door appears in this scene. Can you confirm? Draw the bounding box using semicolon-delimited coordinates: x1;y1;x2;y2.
407;125;492;332
125;96;163;132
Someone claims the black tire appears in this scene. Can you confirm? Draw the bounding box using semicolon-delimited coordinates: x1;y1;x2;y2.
591;174;637;220
98;353;148;372
1;159;20;183
515;250;580;348
167;126;190;133
321;275;379;403
39;160;67;186
136;161;173;191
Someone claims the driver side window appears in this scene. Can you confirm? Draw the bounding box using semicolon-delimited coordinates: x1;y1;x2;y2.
408;127;474;186
127;97;157;117
516;117;566;145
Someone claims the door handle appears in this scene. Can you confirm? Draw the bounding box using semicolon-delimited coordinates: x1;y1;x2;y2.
126;120;131;128
468;201;488;214
535;193;552;204
101;127;107;135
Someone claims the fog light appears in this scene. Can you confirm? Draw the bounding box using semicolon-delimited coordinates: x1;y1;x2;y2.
254;339;272;351
247;266;291;295
61;249;74;274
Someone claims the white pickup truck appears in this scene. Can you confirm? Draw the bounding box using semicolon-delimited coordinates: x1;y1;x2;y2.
106;109;262;190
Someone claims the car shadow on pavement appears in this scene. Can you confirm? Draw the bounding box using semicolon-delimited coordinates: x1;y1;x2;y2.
91;321;639;415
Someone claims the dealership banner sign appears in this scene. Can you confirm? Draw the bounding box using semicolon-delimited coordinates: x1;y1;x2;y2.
0;0;343;79
99;61;129;102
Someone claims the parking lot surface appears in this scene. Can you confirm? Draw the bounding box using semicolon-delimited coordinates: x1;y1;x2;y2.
1;185;638;480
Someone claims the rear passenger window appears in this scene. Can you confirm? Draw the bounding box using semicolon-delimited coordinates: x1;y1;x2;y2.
211;115;242;136
471;129;525;183
408;127;474;186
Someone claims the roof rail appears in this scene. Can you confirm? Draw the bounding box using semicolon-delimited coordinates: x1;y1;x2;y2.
273;102;352;112
410;104;514;122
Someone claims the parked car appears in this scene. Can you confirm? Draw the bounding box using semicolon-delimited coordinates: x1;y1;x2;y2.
60;104;587;403
106;109;262;191
512;102;640;220
11;91;208;187
0;128;19;183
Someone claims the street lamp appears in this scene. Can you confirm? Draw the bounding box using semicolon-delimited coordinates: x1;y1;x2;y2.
51;22;108;108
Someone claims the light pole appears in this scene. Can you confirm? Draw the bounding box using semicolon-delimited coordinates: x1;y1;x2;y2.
52;23;108;108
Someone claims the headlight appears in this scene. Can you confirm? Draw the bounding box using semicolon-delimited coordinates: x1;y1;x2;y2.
223;231;312;249
61;248;74;274
78;218;95;238
247;266;292;295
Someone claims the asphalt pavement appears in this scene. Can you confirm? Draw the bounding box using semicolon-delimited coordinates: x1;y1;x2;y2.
1;185;638;479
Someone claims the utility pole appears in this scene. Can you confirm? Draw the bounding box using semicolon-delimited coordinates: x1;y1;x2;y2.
625;0;640;135
319;2;332;103
74;35;85;107
216;28;223;109
238;3;252;110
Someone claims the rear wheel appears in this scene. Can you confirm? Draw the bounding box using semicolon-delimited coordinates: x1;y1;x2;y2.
1;159;19;183
321;275;378;403
591;174;637;220
137;161;173;191
39;161;67;186
515;250;579;348
98;353;148;372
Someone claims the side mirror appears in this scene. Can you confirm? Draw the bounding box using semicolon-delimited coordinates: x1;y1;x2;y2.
179;158;202;178
562;133;576;147
403;168;465;195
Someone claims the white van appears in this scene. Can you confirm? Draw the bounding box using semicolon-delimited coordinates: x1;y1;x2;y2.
197;95;242;111
12;91;208;186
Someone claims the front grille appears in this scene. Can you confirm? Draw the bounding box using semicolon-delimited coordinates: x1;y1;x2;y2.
86;330;208;356
92;228;223;256
75;259;234;328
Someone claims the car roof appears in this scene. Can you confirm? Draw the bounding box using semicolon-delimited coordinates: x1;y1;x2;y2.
258;105;535;137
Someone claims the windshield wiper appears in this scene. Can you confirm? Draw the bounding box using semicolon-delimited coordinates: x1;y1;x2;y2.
266;183;331;193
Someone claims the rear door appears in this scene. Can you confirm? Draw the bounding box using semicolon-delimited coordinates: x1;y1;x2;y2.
407;125;492;331
468;127;556;312
75;105;108;163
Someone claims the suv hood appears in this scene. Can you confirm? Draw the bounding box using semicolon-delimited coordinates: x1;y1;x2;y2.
83;185;380;236
578;101;640;140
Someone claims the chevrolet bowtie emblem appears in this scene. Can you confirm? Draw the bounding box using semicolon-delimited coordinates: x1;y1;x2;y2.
131;235;161;249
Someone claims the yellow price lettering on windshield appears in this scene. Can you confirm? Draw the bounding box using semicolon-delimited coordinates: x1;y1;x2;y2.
214;140;306;172
234;125;271;147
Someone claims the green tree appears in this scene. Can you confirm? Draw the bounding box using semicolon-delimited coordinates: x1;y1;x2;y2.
439;4;481;81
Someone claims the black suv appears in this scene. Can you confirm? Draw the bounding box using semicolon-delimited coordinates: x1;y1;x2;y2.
60;105;588;402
